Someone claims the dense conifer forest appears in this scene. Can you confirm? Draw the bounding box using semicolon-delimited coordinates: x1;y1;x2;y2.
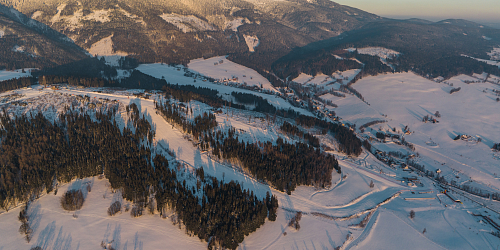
281;121;320;147
156;101;340;193
39;75;113;88
0;77;35;93
294;115;363;156
272;20;500;80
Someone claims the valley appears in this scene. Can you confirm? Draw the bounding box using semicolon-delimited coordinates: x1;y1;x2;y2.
1;0;500;249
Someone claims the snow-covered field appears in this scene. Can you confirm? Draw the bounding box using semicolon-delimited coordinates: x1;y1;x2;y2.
187;56;276;91
0;177;207;250
352;73;500;191
0;69;33;81
136;63;315;118
292;69;362;87
320;93;383;127
88;35;128;66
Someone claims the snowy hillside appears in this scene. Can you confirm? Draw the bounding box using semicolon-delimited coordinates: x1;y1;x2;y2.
187;56;275;91
160;13;216;33
1;68;500;249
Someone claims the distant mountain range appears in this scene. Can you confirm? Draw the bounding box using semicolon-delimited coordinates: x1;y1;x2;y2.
0;3;87;69
0;0;499;79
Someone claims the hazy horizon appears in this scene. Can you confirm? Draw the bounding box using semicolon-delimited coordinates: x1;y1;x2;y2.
335;0;500;28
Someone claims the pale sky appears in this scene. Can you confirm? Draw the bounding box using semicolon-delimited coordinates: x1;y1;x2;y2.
335;0;500;27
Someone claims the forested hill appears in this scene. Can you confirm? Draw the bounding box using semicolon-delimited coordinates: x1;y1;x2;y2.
0;4;88;70
0;0;379;71
272;19;500;80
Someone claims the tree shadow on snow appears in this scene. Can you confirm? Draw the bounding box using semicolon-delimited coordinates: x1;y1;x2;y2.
325;230;336;250
477;133;496;148
29;202;42;236
34;221;56;250
52;226;73;250
134;232;143;250
405;107;424;121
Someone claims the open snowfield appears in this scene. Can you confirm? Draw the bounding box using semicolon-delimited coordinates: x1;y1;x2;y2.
224;18;248;32
88;35;128;66
320;93;384;128
50;4;113;30
188;56;275;91
351;73;500;192
292;69;362;87
0;178;207;250
0;68;33;81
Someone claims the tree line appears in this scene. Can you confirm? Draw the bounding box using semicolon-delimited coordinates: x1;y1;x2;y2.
156;100;339;193
281;121;320;147
208;130;339;193
0;77;35;93
156;100;217;141
39;75;114;88
294;115;363;156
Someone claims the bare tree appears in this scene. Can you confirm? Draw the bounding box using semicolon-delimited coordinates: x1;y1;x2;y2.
369;180;375;188
18;202;32;242
423;228;426;234
288;212;302;231
410;210;415;219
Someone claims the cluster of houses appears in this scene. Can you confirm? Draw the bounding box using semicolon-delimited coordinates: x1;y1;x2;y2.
402;176;421;187
453;134;482;143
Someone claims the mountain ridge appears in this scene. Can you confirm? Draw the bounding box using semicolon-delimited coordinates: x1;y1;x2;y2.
0;0;380;70
0;3;88;69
